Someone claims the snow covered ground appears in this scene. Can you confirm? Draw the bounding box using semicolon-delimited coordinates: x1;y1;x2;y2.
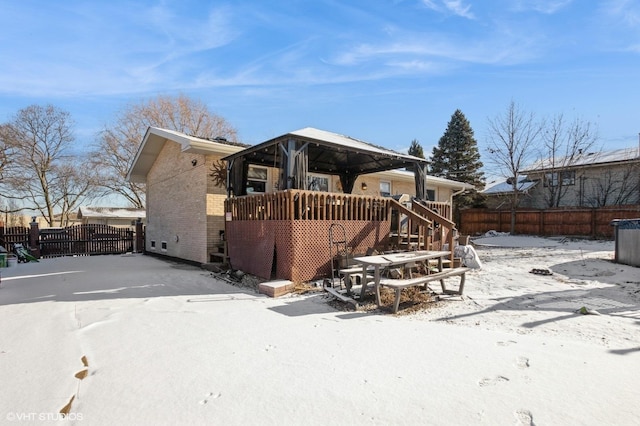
0;235;639;425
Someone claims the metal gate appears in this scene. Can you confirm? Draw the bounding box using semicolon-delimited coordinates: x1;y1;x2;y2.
39;224;134;258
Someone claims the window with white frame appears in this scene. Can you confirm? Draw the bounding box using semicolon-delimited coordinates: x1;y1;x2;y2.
307;173;330;192
379;181;391;196
247;166;268;193
544;170;575;187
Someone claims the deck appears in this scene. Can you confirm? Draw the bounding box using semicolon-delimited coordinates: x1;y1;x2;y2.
224;190;455;282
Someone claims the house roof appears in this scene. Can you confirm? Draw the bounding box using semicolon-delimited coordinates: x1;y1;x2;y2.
522;147;640;173
126;126;471;194
482;178;538;195
379;169;474;191
77;206;146;219
222;127;429;176
127;127;247;183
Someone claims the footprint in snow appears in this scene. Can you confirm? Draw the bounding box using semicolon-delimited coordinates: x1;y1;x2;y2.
478;376;509;387
515;409;535;425
516;356;530;369
199;392;222;405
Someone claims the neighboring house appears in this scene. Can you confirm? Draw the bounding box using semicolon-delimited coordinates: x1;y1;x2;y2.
76;206;146;227
483;147;640;209
34;214;82;229
482;177;539;209
127;126;472;267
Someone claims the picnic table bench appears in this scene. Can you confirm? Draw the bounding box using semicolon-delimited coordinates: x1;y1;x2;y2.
338;265;373;294
378;266;471;313
354;250;461;312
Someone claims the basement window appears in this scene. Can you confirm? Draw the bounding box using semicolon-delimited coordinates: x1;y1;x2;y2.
161;241;167;252
150;240;156;250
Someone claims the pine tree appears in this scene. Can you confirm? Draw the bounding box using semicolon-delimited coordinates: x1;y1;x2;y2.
408;139;425;158
431;109;486;223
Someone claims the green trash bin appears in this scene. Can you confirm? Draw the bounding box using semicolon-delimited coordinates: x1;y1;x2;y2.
0;253;6;268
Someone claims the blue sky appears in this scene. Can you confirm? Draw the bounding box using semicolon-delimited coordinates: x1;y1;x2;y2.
1;0;639;168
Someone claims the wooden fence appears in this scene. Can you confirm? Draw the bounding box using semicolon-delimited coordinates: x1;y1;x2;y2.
460;205;640;238
0;223;144;258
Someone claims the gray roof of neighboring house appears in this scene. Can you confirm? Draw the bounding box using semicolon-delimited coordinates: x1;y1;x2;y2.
77;206;146;219
523;146;640;173
482;178;538;195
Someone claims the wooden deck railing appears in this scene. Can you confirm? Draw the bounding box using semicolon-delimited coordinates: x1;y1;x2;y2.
411;200;457;254
225;190;392;221
225;191;456;257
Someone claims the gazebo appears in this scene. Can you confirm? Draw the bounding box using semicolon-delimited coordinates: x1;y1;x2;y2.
222;128;457;282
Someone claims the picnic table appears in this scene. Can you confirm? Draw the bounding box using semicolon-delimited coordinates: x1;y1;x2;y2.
353;250;470;313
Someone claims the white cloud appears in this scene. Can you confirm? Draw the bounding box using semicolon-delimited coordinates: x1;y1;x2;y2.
0;3;240;98
443;0;475;19
511;0;573;14
603;0;640;26
330;29;539;68
421;0;475;19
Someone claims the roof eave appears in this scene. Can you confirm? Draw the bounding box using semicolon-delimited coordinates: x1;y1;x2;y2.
127;127;244;183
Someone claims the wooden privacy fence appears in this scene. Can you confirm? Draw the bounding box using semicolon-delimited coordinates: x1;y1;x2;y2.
460;205;640;238
0;223;144;258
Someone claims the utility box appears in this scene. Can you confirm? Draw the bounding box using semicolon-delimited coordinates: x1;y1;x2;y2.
611;219;640;268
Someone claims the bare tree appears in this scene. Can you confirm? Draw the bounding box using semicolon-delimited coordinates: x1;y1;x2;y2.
485;101;542;233
584;163;640;207
1;199;27;227
92;94;238;208
538;114;598;207
0;124;11;180
0;105;96;226
51;156;102;226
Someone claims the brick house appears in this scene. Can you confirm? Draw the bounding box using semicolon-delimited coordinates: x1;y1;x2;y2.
128;127;472;270
127;127;246;264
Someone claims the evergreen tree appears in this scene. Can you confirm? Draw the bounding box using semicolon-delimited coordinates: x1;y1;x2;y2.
408;139;425;158
431;109;486;223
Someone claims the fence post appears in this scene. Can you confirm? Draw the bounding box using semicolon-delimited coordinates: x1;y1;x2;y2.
135;218;144;253
29;217;41;259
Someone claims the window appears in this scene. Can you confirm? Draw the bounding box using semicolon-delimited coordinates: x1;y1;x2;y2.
150;240;156;249
161;241;167;251
426;189;436;201
379;181;391;197
544;170;575;187
307;174;329;192
247;166;268;193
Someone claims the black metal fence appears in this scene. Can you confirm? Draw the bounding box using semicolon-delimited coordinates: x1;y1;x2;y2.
1;223;143;258
0;226;29;254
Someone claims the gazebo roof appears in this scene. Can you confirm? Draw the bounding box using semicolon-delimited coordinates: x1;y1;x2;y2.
222;127;429;176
